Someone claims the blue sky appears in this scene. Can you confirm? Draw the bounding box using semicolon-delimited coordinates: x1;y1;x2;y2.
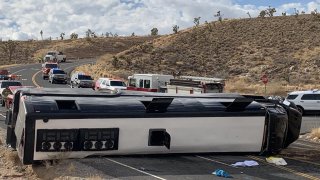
0;0;320;40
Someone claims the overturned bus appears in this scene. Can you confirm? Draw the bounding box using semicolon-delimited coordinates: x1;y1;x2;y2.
5;88;302;165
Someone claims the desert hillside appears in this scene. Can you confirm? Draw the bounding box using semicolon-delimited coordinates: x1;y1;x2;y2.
0;36;156;64
90;14;320;93
2;14;320;94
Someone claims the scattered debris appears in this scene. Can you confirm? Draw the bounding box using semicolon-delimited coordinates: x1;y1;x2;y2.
266;157;287;166
212;169;232;178
299;133;320;143
231;160;259;167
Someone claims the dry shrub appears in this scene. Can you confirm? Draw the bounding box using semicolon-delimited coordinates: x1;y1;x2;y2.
225;77;257;94
111;70;132;81
75;64;94;75
113;42;126;48
97;53;114;64
0;138;2;145
310;128;320;138
5;151;21;166
76;53;130;81
88;175;104;180
265;82;289;96
225;76;320;96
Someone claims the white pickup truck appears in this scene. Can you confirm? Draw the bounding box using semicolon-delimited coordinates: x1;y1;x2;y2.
43;51;66;63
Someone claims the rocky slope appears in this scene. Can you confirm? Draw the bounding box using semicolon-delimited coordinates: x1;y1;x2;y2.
0;36;156;65
99;14;320;86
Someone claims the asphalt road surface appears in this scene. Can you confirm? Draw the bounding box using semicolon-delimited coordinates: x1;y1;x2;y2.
0;60;319;180
9;59;96;88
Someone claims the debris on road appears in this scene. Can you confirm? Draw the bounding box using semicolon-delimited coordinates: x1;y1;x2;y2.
299;128;320;143
266;157;287;166
231;160;259;167
212;169;232;178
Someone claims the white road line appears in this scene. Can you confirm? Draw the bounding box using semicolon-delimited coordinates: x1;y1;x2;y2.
11;68;26;74
196;155;237;168
0;114;6;118
105;158;167;180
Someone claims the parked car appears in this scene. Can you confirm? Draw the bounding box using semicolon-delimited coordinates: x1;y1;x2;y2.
284;89;320;115
95;78;126;91
0;80;22;106
48;68;67;84
42;62;59;79
70;71;94;88
0;69;10;80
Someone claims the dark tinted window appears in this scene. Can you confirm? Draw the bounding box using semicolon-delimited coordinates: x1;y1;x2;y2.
78;75;92;80
110;81;126;87
53;70;65;74
301;94;315;100
0;81;22;88
315;94;320;100
286;95;298;100
45;64;58;68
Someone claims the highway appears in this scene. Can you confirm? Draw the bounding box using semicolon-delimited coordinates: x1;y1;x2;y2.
0;60;319;179
15;59;96;88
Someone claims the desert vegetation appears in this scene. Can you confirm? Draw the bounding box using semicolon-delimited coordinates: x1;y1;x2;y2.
0;36;156;65
1;12;320;96
84;14;320;95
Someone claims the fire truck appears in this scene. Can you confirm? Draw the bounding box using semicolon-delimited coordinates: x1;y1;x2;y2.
166;76;225;94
